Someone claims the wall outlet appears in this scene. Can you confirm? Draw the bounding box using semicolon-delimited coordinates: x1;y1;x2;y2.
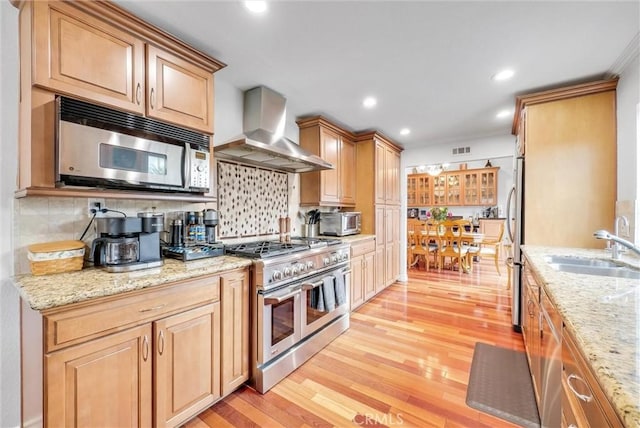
87;198;106;217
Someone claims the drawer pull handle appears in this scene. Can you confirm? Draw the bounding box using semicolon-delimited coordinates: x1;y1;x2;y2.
150;88;155;109
158;330;165;356
567;374;593;402
142;335;149;362
139;304;166;313
135;83;141;105
568;425;578;428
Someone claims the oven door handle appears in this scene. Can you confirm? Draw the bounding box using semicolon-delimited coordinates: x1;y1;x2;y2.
264;290;300;305
302;280;324;291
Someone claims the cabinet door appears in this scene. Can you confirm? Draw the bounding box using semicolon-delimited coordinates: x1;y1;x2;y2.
375;206;386;293
154;303;220;428
147;45;214;133
33;1;145;114
446;172;463;205
463;172;479;205
417;175;432;205
374;143;387;204
319;128;341;204
407;175;418;206
45;324;152;427
480;169;497;205
363;251;376;300
340;137;356;206
350;255;365;310
385;148;401;205
221;270;250;396
432;175;446;206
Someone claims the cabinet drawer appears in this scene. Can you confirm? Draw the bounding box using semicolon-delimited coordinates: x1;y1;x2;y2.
351;238;375;257
562;330;623;427
44;275;220;352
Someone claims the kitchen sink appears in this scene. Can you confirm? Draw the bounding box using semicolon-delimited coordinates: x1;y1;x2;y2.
545;255;640;280
544;255;621;268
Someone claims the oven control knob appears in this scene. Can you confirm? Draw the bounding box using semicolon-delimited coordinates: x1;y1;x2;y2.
341;253;349;261
323;257;330;266
272;270;283;281
291;265;299;275
306;261;314;270
297;263;306;273
284;267;292;277
331;255;339;263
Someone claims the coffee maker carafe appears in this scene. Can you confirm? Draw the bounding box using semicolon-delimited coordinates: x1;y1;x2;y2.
92;216;163;272
203;209;219;244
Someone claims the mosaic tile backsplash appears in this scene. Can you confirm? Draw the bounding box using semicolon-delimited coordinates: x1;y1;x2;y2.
217;161;288;238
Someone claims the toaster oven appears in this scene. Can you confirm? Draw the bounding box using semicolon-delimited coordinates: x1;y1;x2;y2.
319;212;361;236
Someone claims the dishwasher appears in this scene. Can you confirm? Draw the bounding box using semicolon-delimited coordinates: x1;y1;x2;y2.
539;290;562;428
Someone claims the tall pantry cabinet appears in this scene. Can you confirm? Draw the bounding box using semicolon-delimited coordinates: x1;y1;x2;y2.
354;131;402;291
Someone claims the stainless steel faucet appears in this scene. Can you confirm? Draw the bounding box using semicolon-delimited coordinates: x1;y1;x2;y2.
593;216;640;259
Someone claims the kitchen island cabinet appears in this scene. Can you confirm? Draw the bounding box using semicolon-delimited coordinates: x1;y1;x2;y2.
17;258;251;428
521;247;636;427
297;116;356;207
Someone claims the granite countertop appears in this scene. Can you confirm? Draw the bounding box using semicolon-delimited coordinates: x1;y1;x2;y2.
522;245;640;427
337;234;376;244
13;256;252;311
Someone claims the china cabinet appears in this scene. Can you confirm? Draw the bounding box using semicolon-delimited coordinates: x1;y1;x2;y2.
408;166;498;207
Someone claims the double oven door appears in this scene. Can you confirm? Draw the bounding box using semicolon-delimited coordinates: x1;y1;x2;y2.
256;264;350;366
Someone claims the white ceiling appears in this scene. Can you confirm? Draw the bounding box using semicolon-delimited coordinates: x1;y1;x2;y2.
115;0;639;149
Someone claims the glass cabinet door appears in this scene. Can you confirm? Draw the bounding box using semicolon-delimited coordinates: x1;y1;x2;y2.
480;170;497;205
463;172;479;205
407;175;418;206
417;175;431;205
433;175;446;206
446;172;462;205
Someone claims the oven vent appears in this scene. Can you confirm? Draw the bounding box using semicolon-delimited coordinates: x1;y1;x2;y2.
58;96;210;148
452;146;471;155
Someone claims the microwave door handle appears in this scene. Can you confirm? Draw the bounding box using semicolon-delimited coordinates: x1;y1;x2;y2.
183;143;191;191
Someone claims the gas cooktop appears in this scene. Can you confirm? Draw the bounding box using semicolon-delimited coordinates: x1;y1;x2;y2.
224;237;342;259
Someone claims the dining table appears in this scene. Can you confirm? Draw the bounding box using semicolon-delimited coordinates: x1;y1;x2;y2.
409;230;485;273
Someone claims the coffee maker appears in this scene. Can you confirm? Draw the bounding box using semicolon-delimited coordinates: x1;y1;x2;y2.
203;209;219;244
163;210;224;261
91;215;163;272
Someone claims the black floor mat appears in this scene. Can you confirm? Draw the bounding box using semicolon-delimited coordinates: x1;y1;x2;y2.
466;342;540;428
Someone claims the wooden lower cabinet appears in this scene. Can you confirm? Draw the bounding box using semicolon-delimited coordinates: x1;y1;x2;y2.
350;238;376;311
220;270;250;396
155;303;220;427
45;324;153;427
26;268;251;428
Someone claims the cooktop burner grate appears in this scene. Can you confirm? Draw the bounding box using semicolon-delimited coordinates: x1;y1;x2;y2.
225;240;309;259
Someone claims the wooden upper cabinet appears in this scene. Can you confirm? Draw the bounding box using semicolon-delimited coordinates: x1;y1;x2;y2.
446;171;463;206
373;138;401;205
147;45;214;133
409;166;498;207
298;116;356;207
32;1;145;114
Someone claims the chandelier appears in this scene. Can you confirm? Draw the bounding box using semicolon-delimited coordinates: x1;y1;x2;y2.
421;163;449;176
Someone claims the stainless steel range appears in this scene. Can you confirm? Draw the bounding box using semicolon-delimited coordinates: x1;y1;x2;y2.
225;237;351;393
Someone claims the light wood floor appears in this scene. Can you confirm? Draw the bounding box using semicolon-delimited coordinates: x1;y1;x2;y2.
186;258;524;428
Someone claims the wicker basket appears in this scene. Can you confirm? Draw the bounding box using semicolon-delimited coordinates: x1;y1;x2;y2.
28;240;85;276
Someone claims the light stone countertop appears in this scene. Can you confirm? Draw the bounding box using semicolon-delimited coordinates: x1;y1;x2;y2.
13;256;252;311
337;234;376;244
522;245;640;428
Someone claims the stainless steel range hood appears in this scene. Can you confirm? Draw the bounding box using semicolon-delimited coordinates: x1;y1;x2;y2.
214;86;334;173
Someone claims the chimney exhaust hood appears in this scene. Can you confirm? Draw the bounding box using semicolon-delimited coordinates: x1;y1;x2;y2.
214;86;334;173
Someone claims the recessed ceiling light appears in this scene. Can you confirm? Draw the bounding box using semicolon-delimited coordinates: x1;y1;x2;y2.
496;109;513;119
400;128;411;136
491;69;515;81
362;96;377;108
244;1;267;13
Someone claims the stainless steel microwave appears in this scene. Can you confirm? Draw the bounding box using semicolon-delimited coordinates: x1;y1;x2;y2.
319;212;361;236
56;96;210;193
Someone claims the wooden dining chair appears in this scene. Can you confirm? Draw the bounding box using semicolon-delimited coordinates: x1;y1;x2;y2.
435;219;470;273
477;222;505;275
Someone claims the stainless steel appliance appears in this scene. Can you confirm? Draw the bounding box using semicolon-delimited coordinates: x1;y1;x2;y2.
318;212;361;236
225;237;350;393
407;208;419;219
56;96;211;193
91;216;163;272
163;211;224;261
214;86;333;173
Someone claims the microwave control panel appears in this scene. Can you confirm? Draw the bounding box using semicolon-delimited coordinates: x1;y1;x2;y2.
189;149;210;190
